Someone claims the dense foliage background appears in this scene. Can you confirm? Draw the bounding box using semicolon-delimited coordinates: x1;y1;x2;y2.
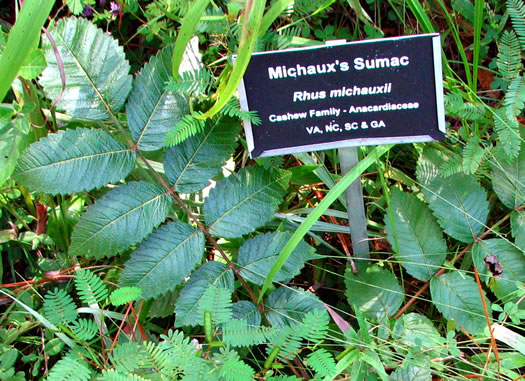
0;0;524;380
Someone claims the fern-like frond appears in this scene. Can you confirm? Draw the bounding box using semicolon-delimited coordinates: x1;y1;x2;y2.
222;98;261;125
166;68;215;96
159;329;201;373
164;113;206;146
503;75;525;120
43;288;78;326
462;136;486;175
497;30;522;81
439;153;463;177
294;309;329;344
305;348;336;378
110;287;142;307
47;354;91;381
219;359;255;381
143;340;172;376
74;269;108;305
266;325;302;360
507;0;525;50
445;93;486;121
198;284;232;325
71;318;98;341
221;319;276;347
494;108;521;160
98;369;149;381
108;342;150;374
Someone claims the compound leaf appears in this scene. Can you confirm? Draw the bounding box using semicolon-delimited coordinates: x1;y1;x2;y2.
69;181;171;259
422;173;489;243
13;128;135;195
164;115;239;193
39;17;132;120
120;221;204;299
238;231;314;285
430;271;490;334
204;166;290;238
345;265;403;322
127;45;189;151
385;188;447;281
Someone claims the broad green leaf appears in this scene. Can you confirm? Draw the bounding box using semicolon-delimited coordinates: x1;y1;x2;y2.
422;173;489;243
430;271;490;334
390;364;432;381
511;210;525;250
39;17;132;120
19;49;46;80
472;239;525;306
0;120;32;185
120;221;205;299
238;231;314;285
345;265;403;322
265;286;324;327
232;301;261;326
204;167;290;238
175;261;234;327
385;189;447;281
127;45;189;151
69;181;170;259
13;128;135;195
491;148;525;209
164;115;239;193
392;313;445;358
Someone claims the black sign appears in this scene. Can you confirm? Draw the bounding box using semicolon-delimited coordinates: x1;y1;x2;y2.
238;34;445;158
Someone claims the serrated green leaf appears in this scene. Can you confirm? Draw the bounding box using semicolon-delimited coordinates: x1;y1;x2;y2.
19;48;46;80
385;189;447;281
266;286;324;327
204;166;290;238
392;313;445;358
175;261;234;327
511;209;525;250
390;363;431;381
39;17;132;120
69;181;170;258
164;115;239;193
127;45;189;151
430;271;490;334
120;221;204;299
66;0;86;15
13;128;135;195
238;231;314;285
0;120;32;185
422;173;489;243
472;239;525;305
345;265;403;322
491;147;525;209
232;301;261;326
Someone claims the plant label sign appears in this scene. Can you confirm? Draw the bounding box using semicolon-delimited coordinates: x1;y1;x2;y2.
238;34;445;158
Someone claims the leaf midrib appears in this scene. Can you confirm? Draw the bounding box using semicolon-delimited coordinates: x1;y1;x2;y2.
72;190;169;252
208;171;286;230
16;148;133;176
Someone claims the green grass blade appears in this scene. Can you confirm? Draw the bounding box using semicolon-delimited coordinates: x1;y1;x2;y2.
0;0;55;102
472;0;484;92
259;145;393;301
196;0;266;120
171;0;212;79
405;0;435;33
259;0;293;36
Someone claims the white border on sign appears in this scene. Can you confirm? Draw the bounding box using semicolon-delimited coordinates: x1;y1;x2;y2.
238;33;445;158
